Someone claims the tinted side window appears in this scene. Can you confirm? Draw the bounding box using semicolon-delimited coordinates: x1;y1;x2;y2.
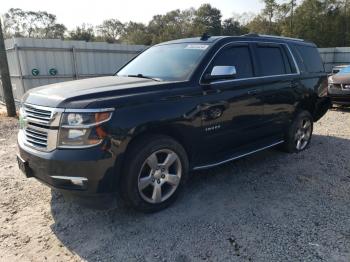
281;46;294;74
211;46;254;79
295;45;324;73
256;46;286;76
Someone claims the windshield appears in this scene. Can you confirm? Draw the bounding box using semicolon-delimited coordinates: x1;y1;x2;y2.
338;66;350;74
117;43;210;81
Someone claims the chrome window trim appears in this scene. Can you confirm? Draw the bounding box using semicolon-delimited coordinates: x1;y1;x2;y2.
199;41;301;86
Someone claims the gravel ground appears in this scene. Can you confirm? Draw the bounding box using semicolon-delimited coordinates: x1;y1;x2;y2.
0;107;350;262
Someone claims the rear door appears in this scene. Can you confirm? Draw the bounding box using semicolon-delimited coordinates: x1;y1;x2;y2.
253;43;300;137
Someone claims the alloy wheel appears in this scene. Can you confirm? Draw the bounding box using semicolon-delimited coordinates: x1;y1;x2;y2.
138;149;182;204
294;118;312;150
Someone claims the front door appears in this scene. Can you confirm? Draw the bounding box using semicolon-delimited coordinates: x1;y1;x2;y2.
198;43;266;160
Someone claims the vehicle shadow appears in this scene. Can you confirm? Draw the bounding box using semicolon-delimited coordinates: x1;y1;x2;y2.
50;134;350;261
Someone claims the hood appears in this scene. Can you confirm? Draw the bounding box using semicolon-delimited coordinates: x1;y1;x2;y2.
329;73;350;84
22;76;169;108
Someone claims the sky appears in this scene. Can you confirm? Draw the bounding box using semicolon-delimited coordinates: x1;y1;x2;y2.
1;0;271;30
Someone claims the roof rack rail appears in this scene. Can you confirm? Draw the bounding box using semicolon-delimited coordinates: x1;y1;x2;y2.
243;33;260;37
242;33;305;42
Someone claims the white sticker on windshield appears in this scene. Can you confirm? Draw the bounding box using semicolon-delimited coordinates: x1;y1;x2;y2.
185;44;209;50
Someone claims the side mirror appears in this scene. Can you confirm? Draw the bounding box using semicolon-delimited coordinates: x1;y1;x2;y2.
204;66;237;81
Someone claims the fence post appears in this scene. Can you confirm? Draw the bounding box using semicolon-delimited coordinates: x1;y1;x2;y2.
0;18;16;117
72;46;79;79
14;43;25;96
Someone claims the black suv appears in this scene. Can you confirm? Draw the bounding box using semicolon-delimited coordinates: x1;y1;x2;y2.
17;34;330;212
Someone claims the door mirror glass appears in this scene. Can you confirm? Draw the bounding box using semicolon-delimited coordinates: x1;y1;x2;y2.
205;66;237;81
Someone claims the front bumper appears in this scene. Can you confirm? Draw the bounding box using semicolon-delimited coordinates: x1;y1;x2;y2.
328;87;350;105
18;135;118;197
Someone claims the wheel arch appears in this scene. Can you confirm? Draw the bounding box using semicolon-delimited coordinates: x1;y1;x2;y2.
121;124;195;172
296;95;330;122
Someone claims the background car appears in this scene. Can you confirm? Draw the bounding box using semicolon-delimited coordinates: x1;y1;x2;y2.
328;65;350;106
330;65;350;75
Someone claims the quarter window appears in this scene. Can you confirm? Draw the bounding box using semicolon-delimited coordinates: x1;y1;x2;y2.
256;46;286;76
209;46;254;79
295;46;324;73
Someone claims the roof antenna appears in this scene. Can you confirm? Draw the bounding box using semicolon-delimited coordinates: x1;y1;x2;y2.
200;32;210;41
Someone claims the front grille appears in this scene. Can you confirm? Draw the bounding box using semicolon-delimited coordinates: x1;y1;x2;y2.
24;126;49;149
23;104;52;126
20;103;63;152
329;84;342;89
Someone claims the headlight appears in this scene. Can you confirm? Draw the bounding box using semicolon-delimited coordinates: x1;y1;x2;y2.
328;76;333;84
18;106;26;130
58;109;114;148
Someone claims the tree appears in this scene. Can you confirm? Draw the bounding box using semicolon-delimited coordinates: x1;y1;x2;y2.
290;0;297;35
232;12;256;26
193;4;222;36
222;18;248;36
247;15;274;34
69;24;95;42
262;0;279;34
2;8;67;39
98;19;124;43
147;8;196;44
120;22;151;45
46;23;66;39
290;0;344;47
343;0;350;46
2;3;350;48
3;8;27;37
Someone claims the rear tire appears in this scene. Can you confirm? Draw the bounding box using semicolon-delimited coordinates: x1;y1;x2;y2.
283;111;313;153
120;135;189;213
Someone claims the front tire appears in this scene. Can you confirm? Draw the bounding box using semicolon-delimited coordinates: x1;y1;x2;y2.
283;111;313;153
121;135;189;213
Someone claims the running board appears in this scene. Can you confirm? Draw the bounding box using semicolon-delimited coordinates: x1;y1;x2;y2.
193;140;284;170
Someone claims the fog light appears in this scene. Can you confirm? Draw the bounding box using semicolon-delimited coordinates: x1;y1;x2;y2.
51;176;88;187
70;178;85;186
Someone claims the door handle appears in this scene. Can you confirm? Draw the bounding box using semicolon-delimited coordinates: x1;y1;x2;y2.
247;89;261;95
183;101;228;120
290;80;298;88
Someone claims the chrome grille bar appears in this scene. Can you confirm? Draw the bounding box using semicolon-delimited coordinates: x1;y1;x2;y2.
25;131;47;142
23;104;52;125
25;128;47;138
25;137;47;147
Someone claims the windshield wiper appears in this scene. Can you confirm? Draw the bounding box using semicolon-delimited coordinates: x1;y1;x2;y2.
126;74;161;82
